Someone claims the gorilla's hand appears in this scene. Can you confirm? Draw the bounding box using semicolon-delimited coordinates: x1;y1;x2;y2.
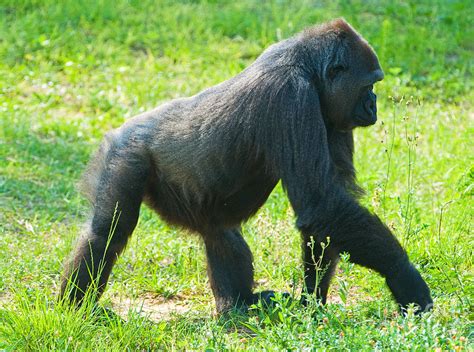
386;261;433;314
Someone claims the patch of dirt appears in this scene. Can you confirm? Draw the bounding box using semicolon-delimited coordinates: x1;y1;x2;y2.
327;284;373;306
111;293;192;322
0;293;12;308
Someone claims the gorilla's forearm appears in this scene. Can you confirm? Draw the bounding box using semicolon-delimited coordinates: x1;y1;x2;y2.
296;190;431;312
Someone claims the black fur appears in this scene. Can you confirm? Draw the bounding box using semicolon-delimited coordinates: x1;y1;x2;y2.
60;19;432;314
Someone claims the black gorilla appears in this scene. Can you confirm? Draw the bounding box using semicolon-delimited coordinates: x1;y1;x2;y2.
60;19;433;314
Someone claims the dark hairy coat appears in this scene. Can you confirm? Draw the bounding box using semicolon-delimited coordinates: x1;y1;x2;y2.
62;19;433;315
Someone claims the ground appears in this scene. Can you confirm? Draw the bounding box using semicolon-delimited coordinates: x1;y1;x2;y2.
0;0;473;350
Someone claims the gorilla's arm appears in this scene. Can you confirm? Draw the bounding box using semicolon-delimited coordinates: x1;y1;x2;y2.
271;73;432;312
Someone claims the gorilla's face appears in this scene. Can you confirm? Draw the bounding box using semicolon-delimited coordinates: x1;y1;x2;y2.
320;40;384;131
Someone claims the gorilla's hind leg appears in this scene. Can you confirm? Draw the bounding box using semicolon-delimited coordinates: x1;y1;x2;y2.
60;144;150;304
203;228;257;314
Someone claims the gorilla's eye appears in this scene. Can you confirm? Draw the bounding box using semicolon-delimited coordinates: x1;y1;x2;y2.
328;65;346;79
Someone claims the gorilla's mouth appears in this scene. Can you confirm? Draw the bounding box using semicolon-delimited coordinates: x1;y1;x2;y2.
354;91;378;127
354;114;377;126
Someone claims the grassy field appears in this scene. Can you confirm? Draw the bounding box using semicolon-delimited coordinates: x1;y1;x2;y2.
1;0;472;350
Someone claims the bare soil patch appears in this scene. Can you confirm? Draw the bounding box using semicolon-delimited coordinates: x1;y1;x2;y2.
111;293;192;322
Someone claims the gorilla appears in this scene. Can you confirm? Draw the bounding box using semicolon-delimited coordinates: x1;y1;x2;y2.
60;19;433;315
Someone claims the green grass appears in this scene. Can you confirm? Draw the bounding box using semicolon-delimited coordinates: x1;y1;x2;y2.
1;0;473;350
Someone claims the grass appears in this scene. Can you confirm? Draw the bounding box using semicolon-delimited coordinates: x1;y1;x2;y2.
0;0;472;350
